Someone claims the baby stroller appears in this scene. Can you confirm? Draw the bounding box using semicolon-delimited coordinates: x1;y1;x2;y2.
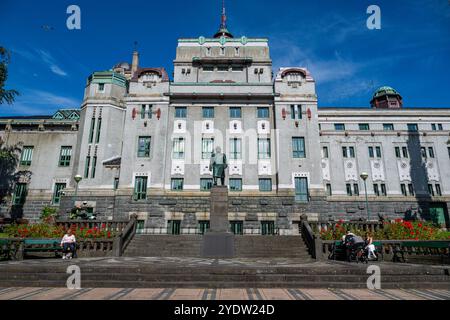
345;236;367;263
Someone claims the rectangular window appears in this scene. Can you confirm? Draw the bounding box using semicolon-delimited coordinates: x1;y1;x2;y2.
428;184;434;196
292;137;306;158
171;178;184;191
168;220;181;235
88;117;95;143
383;123;394;131
448;147;450;158
134;176;148;200
431;123;436;131
259;178;272;192
322;146;329;158
381;184;387;196
12;183;27;205
258;138;271;159
59;146;72;167
203;65;213;71
326;183;332;196
172;138;185;159
428;147;435;158
349;146;355;158
217;65;228;72
98;83;105;92
202;138;215;159
402;147;409;158
202;107;214;118
95;118;102;143
91;156;97;179
229;178;243;192
198;221;210;235
141;105;146;119
295;177;309;202
408;184;414;196
373;184;380;197
438;124;443;130
346;184;352;196
20;146;34;166
359;123;370;131
52;183;66;205
261;221;275;235
137;136;151;158
353;184;359;196
342;146;348;158
435;184;442;196
175;107;187;118
114;178;119;190
420;147;427;158
84;156;90;178
229;107;242;118
376;146;382;158
368;147;374;158
257;107;270;118
407;123;418;132
200;178;213;191
290;105;302;120
401;184;407;196
232;65;243;72
395;147;401;158
230;221;243;235
147;105;153;118
229;138;242;160
334;123;345;131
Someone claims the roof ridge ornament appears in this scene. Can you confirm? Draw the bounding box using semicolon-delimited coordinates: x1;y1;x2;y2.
214;0;233;39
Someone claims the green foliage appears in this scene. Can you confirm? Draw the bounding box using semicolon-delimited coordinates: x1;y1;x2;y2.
0;47;19;105
40;206;58;223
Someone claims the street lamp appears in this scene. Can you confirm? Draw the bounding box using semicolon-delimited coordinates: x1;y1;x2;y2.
360;172;370;221
74;175;82;206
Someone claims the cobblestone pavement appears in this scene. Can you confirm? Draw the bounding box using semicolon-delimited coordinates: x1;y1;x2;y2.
0;287;449;300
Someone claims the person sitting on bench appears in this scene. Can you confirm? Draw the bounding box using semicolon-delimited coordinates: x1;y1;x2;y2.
60;229;77;259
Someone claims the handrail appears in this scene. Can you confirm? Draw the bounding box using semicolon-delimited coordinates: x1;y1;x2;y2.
301;220;317;259
113;216;137;257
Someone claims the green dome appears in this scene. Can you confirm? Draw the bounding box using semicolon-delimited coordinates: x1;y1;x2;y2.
372;86;401;99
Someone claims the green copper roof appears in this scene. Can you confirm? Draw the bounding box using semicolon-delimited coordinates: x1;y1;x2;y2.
87;71;127;88
373;86;401;98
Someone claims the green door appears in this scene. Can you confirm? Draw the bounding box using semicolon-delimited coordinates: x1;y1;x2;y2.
168;220;181;235
261;221;275;235
430;204;447;227
230;221;243;235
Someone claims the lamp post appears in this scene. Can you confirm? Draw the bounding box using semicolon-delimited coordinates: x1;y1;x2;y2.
360;172;370;221
74;175;82;206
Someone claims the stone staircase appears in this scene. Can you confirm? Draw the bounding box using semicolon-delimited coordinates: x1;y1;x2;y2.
123;235;311;260
1;259;449;289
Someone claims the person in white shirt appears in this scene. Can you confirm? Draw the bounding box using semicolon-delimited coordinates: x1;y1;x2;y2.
61;229;77;259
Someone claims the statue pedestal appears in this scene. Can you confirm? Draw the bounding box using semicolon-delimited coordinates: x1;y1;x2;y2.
201;186;235;258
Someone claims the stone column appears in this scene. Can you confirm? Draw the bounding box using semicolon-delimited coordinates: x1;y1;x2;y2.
201;186;235;258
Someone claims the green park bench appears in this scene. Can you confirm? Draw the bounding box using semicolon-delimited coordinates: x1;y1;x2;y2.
23;239;63;258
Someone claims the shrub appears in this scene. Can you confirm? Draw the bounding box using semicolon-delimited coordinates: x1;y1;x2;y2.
4;223;115;239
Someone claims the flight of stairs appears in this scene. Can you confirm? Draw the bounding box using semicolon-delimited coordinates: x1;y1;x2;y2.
123;235;311;260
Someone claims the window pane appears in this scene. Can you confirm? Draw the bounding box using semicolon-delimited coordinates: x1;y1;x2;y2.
172;138;185;159
342;147;347;158
175;107;187;118
346;184;352;196
322;146;329;158
402;147;408;158
229;107;241;118
408;184;414;196
407;123;418;132
368;147;374;158
353;184;359;196
141;105;146;119
53;183;66;204
436;184;442;196
428;147;435;158
376;147;382;158
258;139;271;159
257;107;269;118
230;179;242;192
138;137;151;157
395;147;401;158
134;177;148;200
95;118;102;143
13;183;27;205
401;184;407;196
359;123;369;130
349;147;355;158
202;107;214;118
202;138;214;159
171;178;184;191
59;146;72;166
326;184;332;196
88;118;95;143
84;156;90;178
230;138;242;160
20;146;34;166
292;137;305;158
295;177;308;202
383;123;394;131
259;178;272;192
334;123;345;131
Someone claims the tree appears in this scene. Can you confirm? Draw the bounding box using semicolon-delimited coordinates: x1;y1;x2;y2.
0;139;31;205
0;46;19;105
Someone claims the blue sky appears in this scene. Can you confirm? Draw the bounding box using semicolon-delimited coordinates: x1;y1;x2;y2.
0;0;449;116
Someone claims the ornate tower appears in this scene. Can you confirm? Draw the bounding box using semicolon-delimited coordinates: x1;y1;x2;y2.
370;86;403;109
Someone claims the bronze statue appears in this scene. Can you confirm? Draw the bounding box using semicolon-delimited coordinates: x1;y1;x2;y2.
209;146;228;186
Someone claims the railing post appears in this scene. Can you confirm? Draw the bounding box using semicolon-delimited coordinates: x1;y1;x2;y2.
112;236;122;257
314;236;324;260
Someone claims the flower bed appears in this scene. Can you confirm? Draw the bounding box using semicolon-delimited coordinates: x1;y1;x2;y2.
319;219;450;241
3;223;115;239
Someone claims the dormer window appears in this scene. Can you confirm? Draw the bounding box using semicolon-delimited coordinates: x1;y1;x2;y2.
287;72;303;82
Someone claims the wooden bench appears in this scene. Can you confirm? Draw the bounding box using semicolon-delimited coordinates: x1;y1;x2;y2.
23;239;63;258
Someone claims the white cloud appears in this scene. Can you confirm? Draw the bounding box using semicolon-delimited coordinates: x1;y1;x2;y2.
35;49;68;77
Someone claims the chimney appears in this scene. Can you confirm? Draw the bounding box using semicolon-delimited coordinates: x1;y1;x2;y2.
131;51;139;75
